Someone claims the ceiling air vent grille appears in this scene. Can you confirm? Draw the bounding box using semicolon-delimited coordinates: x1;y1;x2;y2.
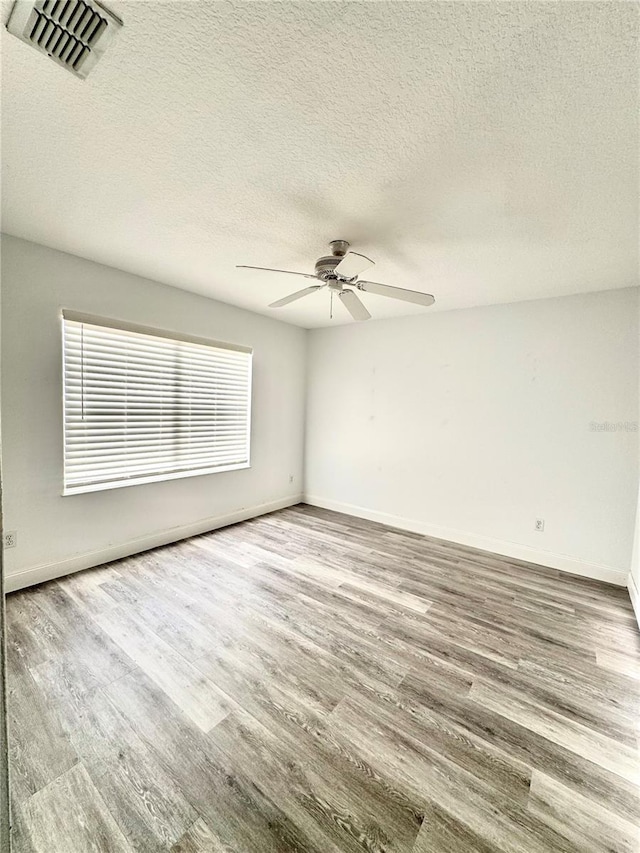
6;0;122;79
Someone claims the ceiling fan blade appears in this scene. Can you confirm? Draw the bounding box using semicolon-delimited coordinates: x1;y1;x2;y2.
237;265;318;280
357;280;435;306
339;289;371;321
333;252;375;279
269;286;322;308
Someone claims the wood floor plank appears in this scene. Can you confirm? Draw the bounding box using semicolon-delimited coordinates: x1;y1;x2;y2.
28;660;115;780
526;771;640;853
26;654;199;852
399;664;640;828
595;648;640;681
89;731;198;852
208;708;414;853
326;695;584;853
89;605;231;732
98;576;226;663
103;670;336;853
18;763;134;853
332;689;534;807
56;563;123;611
468;678;640;786
412;801;500;853
25;584;135;686
7;641;78;806
7;503;640;852
170;818;231;852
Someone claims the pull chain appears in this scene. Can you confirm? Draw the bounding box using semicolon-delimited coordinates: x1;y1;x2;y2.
330;290;333;320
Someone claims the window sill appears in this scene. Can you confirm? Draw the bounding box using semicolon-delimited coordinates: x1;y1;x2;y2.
63;461;251;496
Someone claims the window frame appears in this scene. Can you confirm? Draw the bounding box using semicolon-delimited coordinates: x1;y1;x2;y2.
61;311;253;496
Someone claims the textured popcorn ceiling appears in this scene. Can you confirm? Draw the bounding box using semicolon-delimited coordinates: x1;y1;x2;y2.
1;1;638;327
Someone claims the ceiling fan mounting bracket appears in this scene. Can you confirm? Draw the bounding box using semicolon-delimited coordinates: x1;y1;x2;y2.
329;239;350;257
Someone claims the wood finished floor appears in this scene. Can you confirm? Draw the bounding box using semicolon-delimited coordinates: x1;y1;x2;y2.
6;504;640;853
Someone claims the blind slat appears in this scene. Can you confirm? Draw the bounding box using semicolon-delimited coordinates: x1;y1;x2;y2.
66;440;248;463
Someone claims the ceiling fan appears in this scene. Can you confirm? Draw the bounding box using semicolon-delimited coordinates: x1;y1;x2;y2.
237;240;435;321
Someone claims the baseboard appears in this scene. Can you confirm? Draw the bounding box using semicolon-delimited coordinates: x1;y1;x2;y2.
5;494;304;593
627;574;640;630
7;491;629;593
304;495;627;587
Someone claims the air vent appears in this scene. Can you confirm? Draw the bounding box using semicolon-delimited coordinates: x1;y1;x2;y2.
6;0;122;79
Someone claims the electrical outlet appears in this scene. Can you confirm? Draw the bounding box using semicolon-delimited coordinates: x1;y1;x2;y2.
4;531;17;548
535;518;545;532
289;474;294;484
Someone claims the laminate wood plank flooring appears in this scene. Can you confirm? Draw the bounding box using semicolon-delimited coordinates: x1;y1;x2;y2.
6;504;640;852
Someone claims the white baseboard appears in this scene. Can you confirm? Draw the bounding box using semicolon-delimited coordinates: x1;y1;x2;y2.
7;492;629;593
5;494;304;593
304;495;627;587
627;574;640;630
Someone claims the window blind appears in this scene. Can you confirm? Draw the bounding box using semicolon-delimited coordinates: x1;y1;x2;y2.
62;313;252;494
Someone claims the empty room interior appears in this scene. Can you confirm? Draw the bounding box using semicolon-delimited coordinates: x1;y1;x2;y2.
0;2;639;852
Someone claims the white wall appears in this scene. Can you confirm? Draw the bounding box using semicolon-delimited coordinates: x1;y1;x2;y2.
1;235;307;591
3;235;638;592
628;292;640;622
630;491;640;596
305;288;639;585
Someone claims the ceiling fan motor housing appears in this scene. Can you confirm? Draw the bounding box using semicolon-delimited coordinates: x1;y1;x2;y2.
314;255;344;280
314;239;352;280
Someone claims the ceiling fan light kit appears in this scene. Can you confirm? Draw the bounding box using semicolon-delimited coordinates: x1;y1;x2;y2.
237;240;435;322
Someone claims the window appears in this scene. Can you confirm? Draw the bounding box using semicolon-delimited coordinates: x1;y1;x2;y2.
62;312;252;494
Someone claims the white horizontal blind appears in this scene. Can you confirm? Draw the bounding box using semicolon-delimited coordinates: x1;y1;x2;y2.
63;314;252;493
